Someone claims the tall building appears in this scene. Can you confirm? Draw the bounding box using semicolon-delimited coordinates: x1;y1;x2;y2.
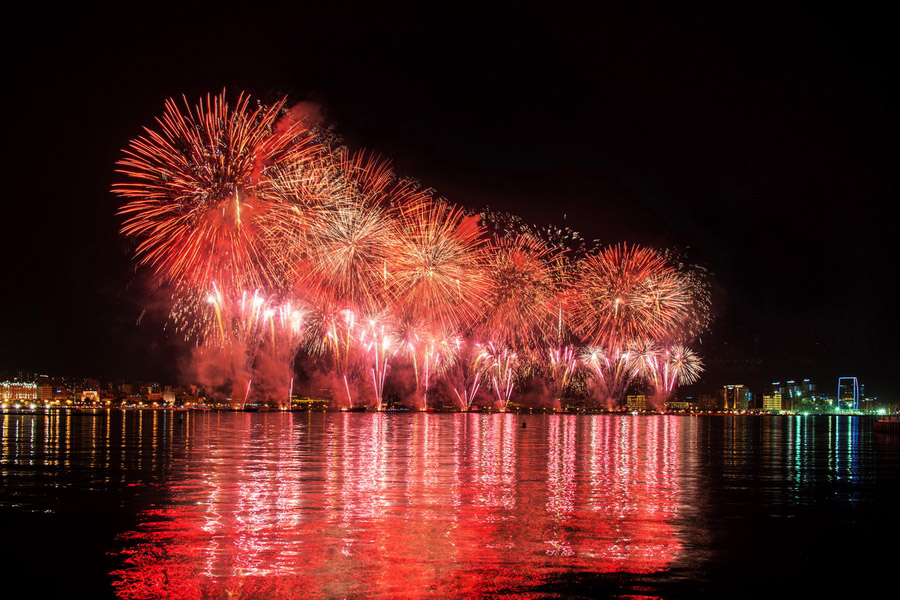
786;379;815;411
837;377;859;410
718;384;751;411
37;385;53;402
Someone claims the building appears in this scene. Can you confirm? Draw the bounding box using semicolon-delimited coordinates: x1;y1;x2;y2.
762;392;783;411
718;384;751;411
767;380;815;412
837;377;859;410
666;399;693;412
77;390;100;404
0;381;38;402
786;379;815;411
37;385;53;402
697;394;719;411
626;394;648;411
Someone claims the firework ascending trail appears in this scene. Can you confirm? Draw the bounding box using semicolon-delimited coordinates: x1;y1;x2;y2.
255;299;306;409
358;314;397;411
446;338;490;410
580;345;639;409
305;302;361;407
395;320;459;409
545;344;579;410
484;343;520;410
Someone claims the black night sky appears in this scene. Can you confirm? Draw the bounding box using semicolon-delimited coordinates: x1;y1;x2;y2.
2;2;897;398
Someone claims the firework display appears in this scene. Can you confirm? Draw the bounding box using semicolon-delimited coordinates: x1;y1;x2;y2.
117;92;711;410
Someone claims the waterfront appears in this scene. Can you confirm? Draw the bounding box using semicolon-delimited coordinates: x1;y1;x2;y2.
1;411;898;598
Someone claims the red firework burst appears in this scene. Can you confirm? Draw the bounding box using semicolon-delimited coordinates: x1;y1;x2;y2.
388;199;489;332
115;91;322;293
477;233;568;353
570;244;694;348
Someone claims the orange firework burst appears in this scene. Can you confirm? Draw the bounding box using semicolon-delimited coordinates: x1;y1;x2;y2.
263;149;431;315
115;91;322;293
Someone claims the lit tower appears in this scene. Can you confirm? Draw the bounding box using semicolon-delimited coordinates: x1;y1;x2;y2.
837;377;859;411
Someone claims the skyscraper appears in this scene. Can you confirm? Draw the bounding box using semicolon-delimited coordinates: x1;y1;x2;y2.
837;377;859;410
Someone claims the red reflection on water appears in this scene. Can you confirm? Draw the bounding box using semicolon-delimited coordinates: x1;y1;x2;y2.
112;414;683;599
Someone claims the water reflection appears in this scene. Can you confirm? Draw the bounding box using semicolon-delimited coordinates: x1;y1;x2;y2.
109;413;686;599
702;415;872;508
0;409;191;511
2;411;893;598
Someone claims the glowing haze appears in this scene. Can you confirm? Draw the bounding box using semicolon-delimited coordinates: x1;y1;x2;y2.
115;91;710;410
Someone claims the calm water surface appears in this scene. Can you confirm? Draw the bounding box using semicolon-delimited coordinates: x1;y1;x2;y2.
1;411;898;599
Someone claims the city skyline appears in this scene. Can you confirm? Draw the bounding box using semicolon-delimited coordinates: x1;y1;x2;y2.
2;369;889;415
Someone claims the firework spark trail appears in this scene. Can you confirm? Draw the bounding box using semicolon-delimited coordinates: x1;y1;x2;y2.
265;150;405;314
358;315;397;410
663;248;713;343
637;344;704;407
477;233;567;355
306;303;361;407
115;91;328;403
116;91;321;294
485;343;520;410
396;322;459;409
447;338;490;410
580;346;640;409
545;344;579;407
244;379;253;408
256;299;306;408
303;199;395;313
200;286;278;403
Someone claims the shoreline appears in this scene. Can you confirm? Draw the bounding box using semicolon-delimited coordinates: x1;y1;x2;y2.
0;406;885;417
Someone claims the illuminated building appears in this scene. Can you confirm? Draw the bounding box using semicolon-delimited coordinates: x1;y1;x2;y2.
718;384;750;410
762;392;783;411
37;385;53;402
665;399;692;411
786;379;815;411
837;377;859;410
0;381;38;402
626;394;647;411
78;390;100;404
767;379;815;412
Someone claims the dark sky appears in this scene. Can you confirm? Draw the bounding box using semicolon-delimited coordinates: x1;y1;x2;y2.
2;2;897;398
